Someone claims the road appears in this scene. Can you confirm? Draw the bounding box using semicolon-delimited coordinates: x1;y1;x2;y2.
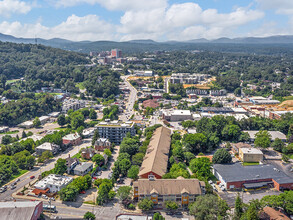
0;139;92;202
120;75;138;121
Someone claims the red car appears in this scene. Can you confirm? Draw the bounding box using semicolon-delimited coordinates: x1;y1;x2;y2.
30;176;35;179
80;191;86;194
93;177;97;180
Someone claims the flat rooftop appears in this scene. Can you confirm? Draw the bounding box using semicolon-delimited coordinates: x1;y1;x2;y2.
213;163;293;184
240;148;263;154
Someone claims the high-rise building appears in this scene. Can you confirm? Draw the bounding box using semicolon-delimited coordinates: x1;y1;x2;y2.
111;49;122;58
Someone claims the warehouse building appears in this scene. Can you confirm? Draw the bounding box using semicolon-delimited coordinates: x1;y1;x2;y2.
213;163;293;191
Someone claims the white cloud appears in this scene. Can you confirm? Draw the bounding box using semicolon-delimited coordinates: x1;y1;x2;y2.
53;0;167;11
0;14;116;41
119;3;264;40
256;0;293;15
0;0;32;17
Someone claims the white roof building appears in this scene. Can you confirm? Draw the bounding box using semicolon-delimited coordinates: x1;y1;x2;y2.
34;174;73;193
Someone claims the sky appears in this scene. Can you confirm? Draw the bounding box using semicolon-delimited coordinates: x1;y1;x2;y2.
0;0;292;42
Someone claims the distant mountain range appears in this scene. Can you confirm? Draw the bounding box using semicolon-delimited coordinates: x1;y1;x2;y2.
1;33;293;54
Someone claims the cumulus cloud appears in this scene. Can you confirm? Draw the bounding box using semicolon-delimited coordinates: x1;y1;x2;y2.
256;0;293;15
0;0;32;17
119;3;264;40
0;14;116;41
53;0;167;11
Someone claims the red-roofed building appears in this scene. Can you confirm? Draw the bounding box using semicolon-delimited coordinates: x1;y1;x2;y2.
142;99;159;108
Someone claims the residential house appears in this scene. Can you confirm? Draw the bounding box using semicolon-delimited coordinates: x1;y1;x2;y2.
94;138;111;151
73;162;93;176
81;148;96;160
66;157;79;174
62;133;82;146
133;177;205;207
35;142;60;156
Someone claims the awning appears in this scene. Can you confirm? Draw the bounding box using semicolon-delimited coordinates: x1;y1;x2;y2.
32;188;49;195
243;181;273;189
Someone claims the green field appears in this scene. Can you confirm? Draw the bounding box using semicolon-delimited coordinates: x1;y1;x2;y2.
6;79;20;85
242;162;259;166
72;153;81;159
284;96;293;101
2;130;19;135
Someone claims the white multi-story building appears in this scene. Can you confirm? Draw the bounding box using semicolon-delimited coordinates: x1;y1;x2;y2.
34;174;73;193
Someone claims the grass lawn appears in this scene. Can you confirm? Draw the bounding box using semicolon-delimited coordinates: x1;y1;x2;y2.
6;79;20;84
284;96;293;101
2;130;19;135
286;154;293;159
72;153;81;159
83;201;95;205
76;82;85;90
55;127;67;131
242;162;259;166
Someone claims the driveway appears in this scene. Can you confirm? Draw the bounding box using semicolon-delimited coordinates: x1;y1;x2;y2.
99;146;120;180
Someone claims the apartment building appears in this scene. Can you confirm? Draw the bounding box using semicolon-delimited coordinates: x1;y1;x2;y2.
133;178;205;207
170;73;208;84
96;120;136;145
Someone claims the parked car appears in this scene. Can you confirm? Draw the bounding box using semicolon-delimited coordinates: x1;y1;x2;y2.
0;188;5;193
80;191;86;194
16;178;20;182
30;176;35;179
10;185;16;190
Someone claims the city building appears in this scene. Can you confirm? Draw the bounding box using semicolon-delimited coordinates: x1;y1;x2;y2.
61;98;86;113
170;73;208;84
259;207;290;220
82;127;96;137
201;107;234;114
239;148;263;163
133;178;205;207
48;112;60;118
81;148;96;160
0;126;9;133
116;214;151;220
111;49;122;58
39;116;50;125
134;70;153;77
18;120;34;129
139;126;171;179
231;142;252;154
213;163;293;191
73;162;93;176
35;142;60;156
62;133;82;146
186;89;208;96
162;110;193;122
94;138;111;151
142;99;159;108
249;96;280;105
0;201;43;220
210;89;227;96
66;157;79;174
34;174;73;193
96;120;136;145
243;130;287;142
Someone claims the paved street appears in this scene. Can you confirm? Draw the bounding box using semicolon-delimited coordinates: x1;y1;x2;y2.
120;75;137;121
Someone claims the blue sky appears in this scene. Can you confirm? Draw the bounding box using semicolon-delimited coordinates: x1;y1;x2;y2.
0;0;292;41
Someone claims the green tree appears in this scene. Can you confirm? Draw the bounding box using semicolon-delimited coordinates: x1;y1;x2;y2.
103;149;112;158
38;151;53;163
77;126;85;136
118;158;132;176
83;211;96;220
92;129;100;145
59;184;79;201
189;157;212;180
71;113;85;130
120;137;139;156
271;138;285;152
33;117;41;128
189;194;229;220
127;165;139;180
54;158;67;175
254;130;271;148
184;152;196;165
246;202;259;220
96;179;113;205
212;149;232;164
21;130;27;138
222;124;241;141
116;186;132;202
164;201;178;213
234;193;243;220
153;213;165;220
183;133;208;154
92;154;105;165
89;109;97;120
57;114;66;126
138;198;154;211
132;153;144;166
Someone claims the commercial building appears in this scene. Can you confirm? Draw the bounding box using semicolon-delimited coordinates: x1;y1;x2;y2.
34;174;73;193
73;162;93;176
96;120;136;145
186;89;208;96
0;126;9;133
162;110;193;122
62;133;82;146
142;99;159;108
239;148;263;163
231;142;252;154
201;107;234;114
249;97;280;105
213;163;293;191
94;138;111;151
210;89;227;96
35;142;60;156
111;49;122;58
39;116;50;125
133;178;205;207
0;201;43;220
18;120;34;129
139;126;171;179
134;70;153;77
243;130;287;142
170;73;207;84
